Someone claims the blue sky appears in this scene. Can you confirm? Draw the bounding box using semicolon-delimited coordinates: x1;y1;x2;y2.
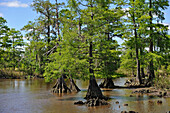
0;0;170;33
0;0;37;31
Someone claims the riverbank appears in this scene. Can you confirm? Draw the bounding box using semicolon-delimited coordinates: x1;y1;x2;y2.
0;69;22;79
1;69;169;92
0;69;126;79
0;69;43;79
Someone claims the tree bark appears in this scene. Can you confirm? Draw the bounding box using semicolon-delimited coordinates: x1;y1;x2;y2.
140;47;145;79
85;76;106;100
47;8;50;44
139;33;145;80
51;0;70;94
99;77;115;88
149;0;155;80
78;17;81;35
132;0;142;84
100;19;115;88
130;48;135;77
70;78;81;92
56;0;60;41
85;1;105;100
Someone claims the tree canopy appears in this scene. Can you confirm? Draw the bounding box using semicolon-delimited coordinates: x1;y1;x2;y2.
0;0;169;89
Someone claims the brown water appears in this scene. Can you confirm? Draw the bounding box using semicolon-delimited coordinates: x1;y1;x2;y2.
0;78;169;113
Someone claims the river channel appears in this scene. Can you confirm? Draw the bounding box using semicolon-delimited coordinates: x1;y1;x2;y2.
0;78;169;113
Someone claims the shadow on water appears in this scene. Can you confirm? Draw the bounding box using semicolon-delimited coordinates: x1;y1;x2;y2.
56;96;86;101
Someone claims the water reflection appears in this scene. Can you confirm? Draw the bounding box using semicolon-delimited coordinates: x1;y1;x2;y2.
0;78;169;113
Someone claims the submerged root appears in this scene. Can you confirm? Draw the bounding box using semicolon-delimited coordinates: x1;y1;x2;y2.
83;76;109;106
85;98;108;106
74;98;108;107
51;77;81;93
70;78;81;92
51;77;71;93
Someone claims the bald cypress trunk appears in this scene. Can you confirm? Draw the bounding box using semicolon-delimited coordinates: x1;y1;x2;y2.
140;47;145;79
100;22;115;88
70;78;81;92
51;0;71;93
99;77;115;88
149;0;155;81
132;0;142;84
55;0;60;41
47;7;50;44
51;0;81;94
85;1;106;100
85;76;106;100
51;76;71;93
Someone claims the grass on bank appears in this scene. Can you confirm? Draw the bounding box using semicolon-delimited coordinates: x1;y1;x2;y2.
0;68;43;79
0;69;24;79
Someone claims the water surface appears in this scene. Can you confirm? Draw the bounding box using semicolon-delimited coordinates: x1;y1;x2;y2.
0;78;169;113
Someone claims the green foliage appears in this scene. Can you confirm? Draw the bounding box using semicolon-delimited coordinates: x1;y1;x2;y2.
0;0;169;84
154;66;170;89
0;17;24;70
118;0;169;82
42;0;125;81
22;40;47;76
95;72;126;79
120;49;136;69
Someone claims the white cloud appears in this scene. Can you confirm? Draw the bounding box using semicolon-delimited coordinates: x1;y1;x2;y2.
0;13;3;17
0;1;28;8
